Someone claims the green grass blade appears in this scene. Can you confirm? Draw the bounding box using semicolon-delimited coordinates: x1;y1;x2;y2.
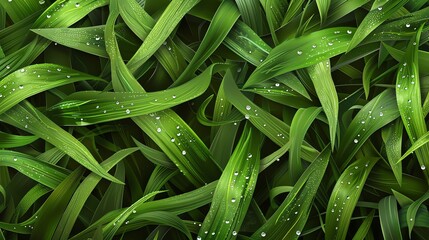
288;107;322;183
0;150;68;189
0;101;122;184
316;0;330;24
347;0;408;51
351;210;375;240
325;157;378;240
235;0;266;34
381;119;403;185
0;64;103;115
244;27;355;88
198;124;262;239
0;131;38;148
308;60;339;149
395;24;429;181
406;190;429;237
379;196;403;240
29;168;84;240
126;0;201;74
251;146;330;240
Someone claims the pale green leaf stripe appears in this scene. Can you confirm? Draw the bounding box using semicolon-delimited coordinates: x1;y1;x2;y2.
406;190;429;237
289;107;322;183
126;0;202;74
251;146;330;240
198;124;263;239
0;64;103;115
379;196;403;240
0;101;122;184
49;63;229;126
0;150;68;189
347;0;408;51
325;157;378;240
173;0;240;86
395;25;429;179
244;27;356;88
308;60;339;149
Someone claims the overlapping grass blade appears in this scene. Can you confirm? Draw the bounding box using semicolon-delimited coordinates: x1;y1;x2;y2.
244;27;355;88
0;101;121;184
395;25;429;181
0;64;103;115
337;89;399;170
379;196;403;240
381;119;403;185
347;0;408;51
351;210;375;240
406;190;429;237
288;107;322;183
325;157;378;240
316;0;330;24
251;146;330;240
0;132;38;148
308;60;339;149
198;124;262;239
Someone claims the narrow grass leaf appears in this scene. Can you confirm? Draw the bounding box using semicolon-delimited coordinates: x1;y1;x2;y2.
351;210;375;240
337;89;399;170
244;27;356;88
289;107;322;183
347;0;408;51
0;101;122;184
378;196;403;240
325;157;378;240
381;119;403;185
406;190;429;237
0;150;68;189
308;60;339;149
316;0;330;24
0;64;103;115
395;25;429;180
30;168;84;240
251;146;330;240
103;191;165;240
0;132;38;148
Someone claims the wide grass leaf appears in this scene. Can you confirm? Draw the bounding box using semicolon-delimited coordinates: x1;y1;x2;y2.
379;196;403;240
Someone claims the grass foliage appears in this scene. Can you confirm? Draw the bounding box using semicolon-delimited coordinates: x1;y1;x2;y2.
1;0;429;239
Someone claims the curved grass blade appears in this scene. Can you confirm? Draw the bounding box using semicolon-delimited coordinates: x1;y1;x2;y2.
0;0;43;22
337;89;399;170
235;0;266;35
70;182;217;239
395;25;429;181
126;0;202;74
244;27;356;88
288;107;322;183
198;124;263;239
381;119;403;185
173;0;239;86
351;210;375;240
0;150;68;189
379;196;403;240
103;191;166;240
0;101;122;184
0;132;38;148
0;64;103;115
406;190;429;237
251;146;330;240
30;168;84;240
223;69;319;162
53;148;139;240
49;64;227;126
347;0;408;51
325;157;378;240
316;0;330;24
307;60;339;149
